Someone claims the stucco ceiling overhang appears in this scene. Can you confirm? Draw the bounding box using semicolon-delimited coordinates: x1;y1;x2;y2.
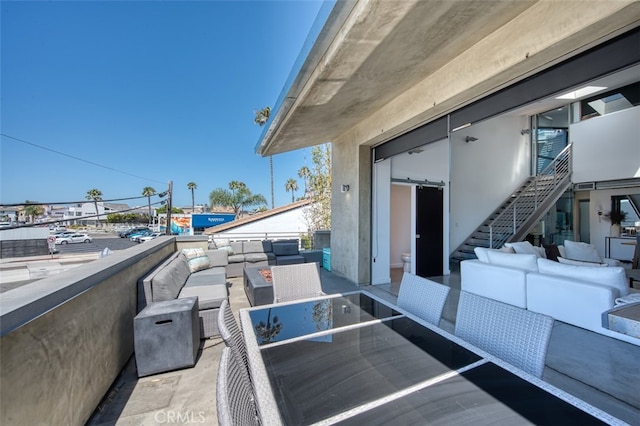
256;0;640;157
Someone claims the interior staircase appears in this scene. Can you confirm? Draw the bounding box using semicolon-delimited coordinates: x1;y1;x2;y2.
450;144;573;265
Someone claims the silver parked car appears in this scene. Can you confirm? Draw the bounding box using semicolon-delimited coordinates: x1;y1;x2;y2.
138;232;163;243
55;233;93;245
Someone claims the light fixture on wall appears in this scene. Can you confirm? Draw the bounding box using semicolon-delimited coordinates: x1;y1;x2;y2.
407;148;424;155
341;184;350;193
464;136;478;143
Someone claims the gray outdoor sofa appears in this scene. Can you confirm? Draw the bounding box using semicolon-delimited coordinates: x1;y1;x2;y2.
211;239;306;278
138;249;229;338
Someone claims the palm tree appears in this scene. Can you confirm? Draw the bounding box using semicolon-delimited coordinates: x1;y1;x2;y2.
298;166;310;197
23;201;43;223
285;178;298;203
142;187;156;225
86;189;103;227
253;106;271;126
209;181;267;218
187;182;197;213
254;106;274;209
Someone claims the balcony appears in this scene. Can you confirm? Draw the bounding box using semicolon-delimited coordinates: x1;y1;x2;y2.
1;237;638;424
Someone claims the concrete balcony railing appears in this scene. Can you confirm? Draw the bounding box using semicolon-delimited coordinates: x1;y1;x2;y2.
0;236;207;425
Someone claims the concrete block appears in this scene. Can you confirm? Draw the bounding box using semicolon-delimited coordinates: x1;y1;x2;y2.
134;297;199;377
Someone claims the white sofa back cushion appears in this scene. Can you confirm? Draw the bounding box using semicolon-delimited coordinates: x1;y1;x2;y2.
537;258;628;297
486;251;538;272
474;246;514;263
563;240;602;263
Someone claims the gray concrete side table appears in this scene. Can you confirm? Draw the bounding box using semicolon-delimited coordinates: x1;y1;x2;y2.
134;297;199;377
243;266;274;307
602;301;640;339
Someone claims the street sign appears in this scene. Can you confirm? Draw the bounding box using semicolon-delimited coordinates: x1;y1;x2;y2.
47;235;56;256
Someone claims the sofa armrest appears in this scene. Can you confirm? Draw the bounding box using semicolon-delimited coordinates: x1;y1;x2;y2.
526;273;616;333
206;249;228;267
460;259;527;308
602;257;622;267
138;252;180;312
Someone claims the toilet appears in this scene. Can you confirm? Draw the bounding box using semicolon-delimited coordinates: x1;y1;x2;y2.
401;253;411;272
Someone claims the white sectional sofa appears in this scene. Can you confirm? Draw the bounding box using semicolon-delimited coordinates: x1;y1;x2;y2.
461;242;639;346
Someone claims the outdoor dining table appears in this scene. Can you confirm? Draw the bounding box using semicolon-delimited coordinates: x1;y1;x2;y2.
239;291;624;425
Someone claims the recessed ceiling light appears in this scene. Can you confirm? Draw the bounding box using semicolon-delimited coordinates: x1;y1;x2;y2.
556;86;607;100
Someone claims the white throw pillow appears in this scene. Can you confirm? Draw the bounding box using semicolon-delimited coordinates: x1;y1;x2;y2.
486;251;538;272
474;247;491;263
504;241;539;256
558;245;567;258
537;258;628;297
563;240;603;263
533;246;547;259
557;257;607;267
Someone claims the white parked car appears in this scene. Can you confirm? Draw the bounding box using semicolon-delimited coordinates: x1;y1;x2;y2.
138;232;163;243
55;233;93;245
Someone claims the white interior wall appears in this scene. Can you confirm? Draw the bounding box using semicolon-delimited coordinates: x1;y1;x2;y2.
588;187;640;259
571;105;640;183
390;184;411;268
371;159;391;285
450;115;530;250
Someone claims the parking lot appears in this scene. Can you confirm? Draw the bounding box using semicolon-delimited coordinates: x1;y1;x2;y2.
54;234;140;255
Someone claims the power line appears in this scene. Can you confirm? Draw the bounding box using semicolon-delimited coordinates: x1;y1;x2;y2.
0;201;168;230
0;191;168;207
1;133;167;185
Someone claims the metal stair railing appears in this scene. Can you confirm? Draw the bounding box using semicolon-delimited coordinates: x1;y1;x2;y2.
488;143;573;249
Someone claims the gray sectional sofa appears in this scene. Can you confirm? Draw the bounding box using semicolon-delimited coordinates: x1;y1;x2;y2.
211;239;305;278
138;249;229;338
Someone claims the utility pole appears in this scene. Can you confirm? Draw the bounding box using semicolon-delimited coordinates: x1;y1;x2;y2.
165;180;173;235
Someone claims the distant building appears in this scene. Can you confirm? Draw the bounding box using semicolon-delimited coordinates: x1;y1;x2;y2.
0;207;19;223
64;202;138;225
204;199;312;238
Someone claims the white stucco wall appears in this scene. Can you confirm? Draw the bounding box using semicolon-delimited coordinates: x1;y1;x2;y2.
216;207;309;237
450;114;530;250
571;105;640;183
0;227;49;241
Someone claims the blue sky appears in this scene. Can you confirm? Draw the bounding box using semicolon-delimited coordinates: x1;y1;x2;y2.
1;0;326;210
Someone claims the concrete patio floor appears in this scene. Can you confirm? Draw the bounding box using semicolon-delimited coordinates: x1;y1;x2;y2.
85;268;640;425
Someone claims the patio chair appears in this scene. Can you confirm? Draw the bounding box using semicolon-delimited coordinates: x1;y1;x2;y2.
216;347;260;426
455;291;554;378
271;262;324;303
218;299;248;370
397;272;450;326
